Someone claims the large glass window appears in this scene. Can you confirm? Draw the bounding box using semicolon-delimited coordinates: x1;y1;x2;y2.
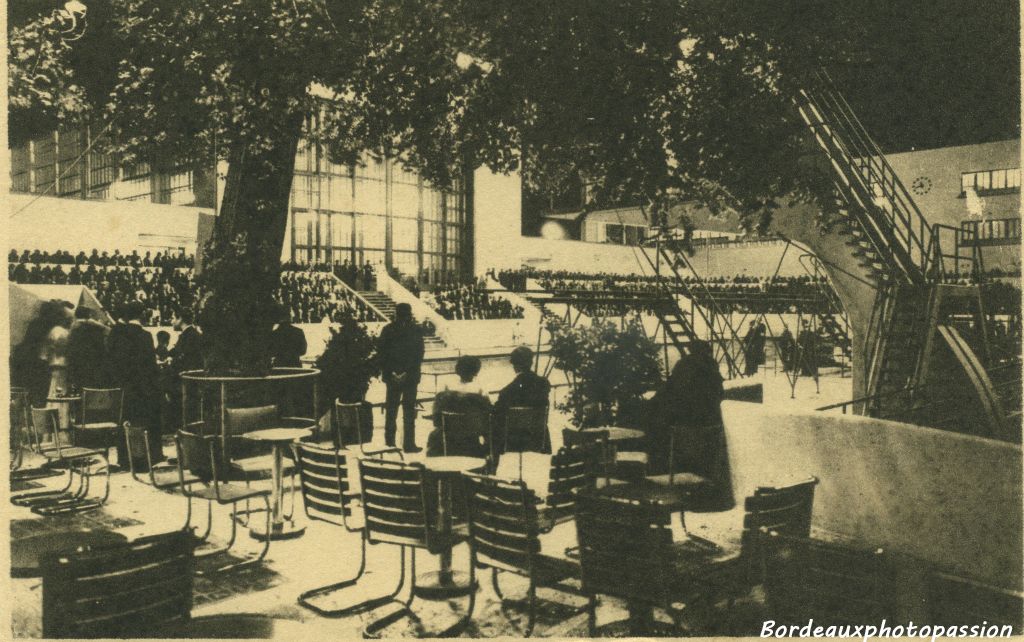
961;168;1021;195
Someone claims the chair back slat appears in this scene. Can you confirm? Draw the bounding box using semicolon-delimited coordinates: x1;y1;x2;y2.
440;411;490;458
761;532;896;625
123;423;154;475
544;443;599;518
503;406;549;454
741;477;818;554
575;491;675;607
293;443;350;524
466;475;540;574
928;573;1023;633
41;531;195;639
81;388;123;426
358;458;429;547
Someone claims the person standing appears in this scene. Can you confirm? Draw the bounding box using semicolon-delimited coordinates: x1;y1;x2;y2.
67;306;111;392
377;303;424;452
107;301;163;467
797;320;819;377
269;306;307;368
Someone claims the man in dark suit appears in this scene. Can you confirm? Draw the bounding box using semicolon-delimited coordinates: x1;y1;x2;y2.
67;306;110;391
493;346;551;455
170;307;205;373
106;301;163;467
377;303;424;452
269;306;307;368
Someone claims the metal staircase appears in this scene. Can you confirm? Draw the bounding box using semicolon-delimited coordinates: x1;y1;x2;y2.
798;72;1006;433
640;238;745;378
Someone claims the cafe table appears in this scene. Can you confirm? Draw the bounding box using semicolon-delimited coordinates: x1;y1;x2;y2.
241;427;311;541
414;455;487;599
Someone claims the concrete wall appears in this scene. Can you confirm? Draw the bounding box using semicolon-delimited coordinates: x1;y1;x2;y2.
885;139;1020;227
8;193;212;255
721;401;1023;590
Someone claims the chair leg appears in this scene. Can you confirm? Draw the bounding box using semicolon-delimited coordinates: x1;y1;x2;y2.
524;581;537;638
492;568;504;599
297;534;379;617
588;595;598;637
256;495;272;562
10;465;75;505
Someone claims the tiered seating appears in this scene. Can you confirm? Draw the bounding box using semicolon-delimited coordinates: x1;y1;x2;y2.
420;280;525;320
278;270;386;323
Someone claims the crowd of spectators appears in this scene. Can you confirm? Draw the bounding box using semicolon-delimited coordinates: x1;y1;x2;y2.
9;259;197;326
277;270;385;323
420;279;525;320
9;248;193;269
495;267;838;315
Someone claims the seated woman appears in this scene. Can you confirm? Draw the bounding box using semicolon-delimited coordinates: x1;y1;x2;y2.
646;340;735;512
426;355;492;457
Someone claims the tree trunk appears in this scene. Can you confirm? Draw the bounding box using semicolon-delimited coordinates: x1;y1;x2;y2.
198;111;304;375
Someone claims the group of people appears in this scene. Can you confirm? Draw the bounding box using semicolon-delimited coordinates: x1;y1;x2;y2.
10;300;203;466
334;260;377;292
10;262;198;328
420;280;525;320
375;303;548;454
9;248;193;269
277;270;384;324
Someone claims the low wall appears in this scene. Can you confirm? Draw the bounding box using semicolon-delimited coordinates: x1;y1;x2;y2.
721;402;1022;590
9;193;211;254
442;319;536;351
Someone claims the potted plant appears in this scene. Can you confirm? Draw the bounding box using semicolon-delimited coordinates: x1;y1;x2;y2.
315;309;379;446
546;317;663;427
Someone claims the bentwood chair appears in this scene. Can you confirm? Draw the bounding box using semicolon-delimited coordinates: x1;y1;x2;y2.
759;530;897;626
174;430;271;572
292;442;403;617
124;423;207;536
463;474;586;637
71;387;123;455
40;530;300;639
357;457;471;638
12;408;110;516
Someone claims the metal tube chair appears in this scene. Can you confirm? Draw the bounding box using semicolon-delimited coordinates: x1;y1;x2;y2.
9;388;62;481
12;408;110;516
293;442;404;617
71;387;124;466
223;405;300;525
462;474;587;637
357;457;472;639
123;422;210;538
174;430;272;572
334;400;401;457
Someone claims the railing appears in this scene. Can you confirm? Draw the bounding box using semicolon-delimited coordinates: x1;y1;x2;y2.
929;224;984;282
798;71;933;284
959;217;1022;247
815;383;913;414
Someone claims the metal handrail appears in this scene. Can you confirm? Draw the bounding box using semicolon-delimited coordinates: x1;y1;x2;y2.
815;383;914;414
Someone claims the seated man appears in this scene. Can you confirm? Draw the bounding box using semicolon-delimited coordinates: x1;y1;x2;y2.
427;355;491;457
492;346;551;458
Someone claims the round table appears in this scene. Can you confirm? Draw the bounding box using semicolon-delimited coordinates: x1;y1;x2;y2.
12;528;128;578
581;426;645;442
415;456;487;600
241;428;311;541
